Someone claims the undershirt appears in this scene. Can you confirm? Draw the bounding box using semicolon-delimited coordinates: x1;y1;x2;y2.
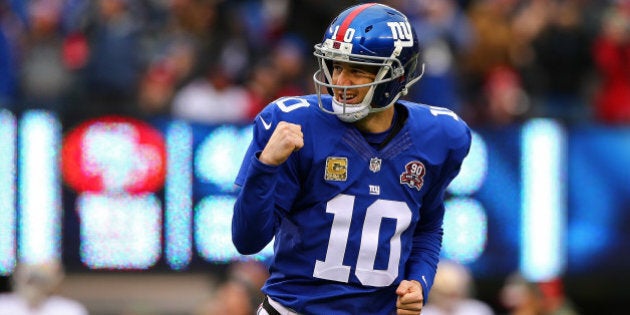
361;104;407;150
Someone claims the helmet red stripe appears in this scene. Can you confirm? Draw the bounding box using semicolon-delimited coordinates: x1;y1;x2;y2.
335;3;378;42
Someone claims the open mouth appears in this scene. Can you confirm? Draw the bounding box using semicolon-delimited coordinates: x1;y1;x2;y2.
335;91;359;104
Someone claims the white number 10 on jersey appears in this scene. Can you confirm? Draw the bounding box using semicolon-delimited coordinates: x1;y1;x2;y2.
313;194;412;287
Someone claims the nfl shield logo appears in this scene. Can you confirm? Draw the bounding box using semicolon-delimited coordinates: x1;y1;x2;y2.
369;157;382;173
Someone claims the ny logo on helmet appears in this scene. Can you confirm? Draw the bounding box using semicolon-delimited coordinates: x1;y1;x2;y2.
386;22;414;48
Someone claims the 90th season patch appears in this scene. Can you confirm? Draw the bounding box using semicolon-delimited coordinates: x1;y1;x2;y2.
325;157;348;181
400;160;426;191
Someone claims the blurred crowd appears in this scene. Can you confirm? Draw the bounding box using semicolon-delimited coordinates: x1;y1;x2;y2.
1;0;630;131
0;261;88;315
421;260;580;315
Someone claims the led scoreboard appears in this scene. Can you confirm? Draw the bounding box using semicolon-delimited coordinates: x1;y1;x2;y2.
1;107;630;284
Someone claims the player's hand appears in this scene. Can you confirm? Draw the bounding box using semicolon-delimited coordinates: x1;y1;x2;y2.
396;280;424;315
259;121;304;166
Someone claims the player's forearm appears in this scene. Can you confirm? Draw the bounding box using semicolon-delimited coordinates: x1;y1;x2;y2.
231;156;279;255
405;225;443;301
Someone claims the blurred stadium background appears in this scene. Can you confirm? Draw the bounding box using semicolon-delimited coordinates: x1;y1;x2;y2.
1;0;629;314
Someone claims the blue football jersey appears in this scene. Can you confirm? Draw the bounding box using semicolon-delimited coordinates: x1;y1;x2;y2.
233;94;471;314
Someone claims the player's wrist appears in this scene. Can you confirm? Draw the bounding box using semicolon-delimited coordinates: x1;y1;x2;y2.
257;150;277;166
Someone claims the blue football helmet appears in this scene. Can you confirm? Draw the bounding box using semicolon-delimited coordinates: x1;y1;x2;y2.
313;3;424;122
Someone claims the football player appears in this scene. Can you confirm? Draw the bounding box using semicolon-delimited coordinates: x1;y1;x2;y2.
232;3;471;314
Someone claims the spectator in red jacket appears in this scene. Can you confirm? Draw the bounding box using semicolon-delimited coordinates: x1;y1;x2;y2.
592;0;630;124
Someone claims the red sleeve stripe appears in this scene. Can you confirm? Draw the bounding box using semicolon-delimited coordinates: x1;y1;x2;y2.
334;3;378;42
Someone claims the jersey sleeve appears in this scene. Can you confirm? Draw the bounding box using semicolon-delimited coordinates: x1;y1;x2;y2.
235;108;275;187
232;102;283;254
232;154;281;255
232;97;312;255
405;114;472;300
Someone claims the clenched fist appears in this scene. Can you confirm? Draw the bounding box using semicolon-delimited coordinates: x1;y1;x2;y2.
259;121;304;166
396;280;424;315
